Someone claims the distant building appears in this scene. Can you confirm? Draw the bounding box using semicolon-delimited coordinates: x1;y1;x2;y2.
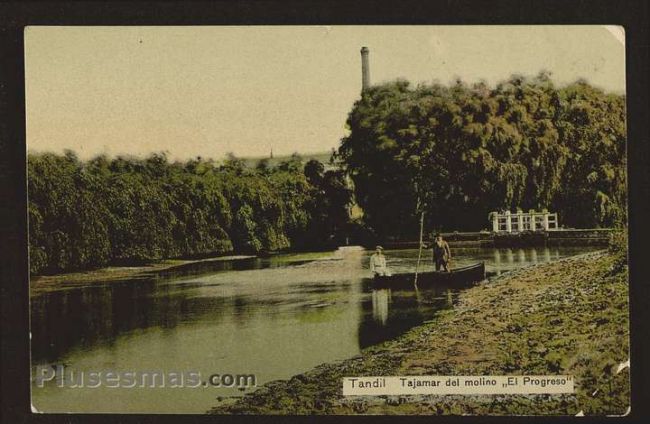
489;210;559;233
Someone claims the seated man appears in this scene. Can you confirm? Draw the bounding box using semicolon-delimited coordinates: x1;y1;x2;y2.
369;246;390;276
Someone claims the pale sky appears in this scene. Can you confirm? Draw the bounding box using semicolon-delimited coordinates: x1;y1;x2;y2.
25;26;625;161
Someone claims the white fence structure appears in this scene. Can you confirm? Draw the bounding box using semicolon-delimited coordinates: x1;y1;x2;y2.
490;210;559;233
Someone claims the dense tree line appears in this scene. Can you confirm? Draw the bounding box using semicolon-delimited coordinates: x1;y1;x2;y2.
29;74;626;273
28;152;352;274
338;73;626;239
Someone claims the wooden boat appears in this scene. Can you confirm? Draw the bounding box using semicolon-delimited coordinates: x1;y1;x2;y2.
372;262;486;288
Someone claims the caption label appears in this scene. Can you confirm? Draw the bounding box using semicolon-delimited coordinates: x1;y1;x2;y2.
342;375;574;396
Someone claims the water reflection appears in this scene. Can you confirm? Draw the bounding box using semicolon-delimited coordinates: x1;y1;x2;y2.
358;281;462;349
371;289;390;325
30;245;599;413
485;247;565;276
518;248;526;264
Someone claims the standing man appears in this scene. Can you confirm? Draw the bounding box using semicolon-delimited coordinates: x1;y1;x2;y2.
432;233;452;272
369;246;390;276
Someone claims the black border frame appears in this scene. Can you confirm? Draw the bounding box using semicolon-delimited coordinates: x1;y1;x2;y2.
1;1;648;423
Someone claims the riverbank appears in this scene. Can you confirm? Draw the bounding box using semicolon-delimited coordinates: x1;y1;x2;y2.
210;250;630;416
29;255;257;297
29;250;344;297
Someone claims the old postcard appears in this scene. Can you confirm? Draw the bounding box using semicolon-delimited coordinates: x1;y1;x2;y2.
26;25;629;415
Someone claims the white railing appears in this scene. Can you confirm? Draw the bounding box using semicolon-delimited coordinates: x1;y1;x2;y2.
490;210;559;233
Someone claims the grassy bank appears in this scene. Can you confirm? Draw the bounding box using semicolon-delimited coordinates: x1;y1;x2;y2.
210;251;629;416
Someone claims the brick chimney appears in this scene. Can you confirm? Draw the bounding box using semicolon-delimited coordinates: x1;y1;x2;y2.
360;46;370;92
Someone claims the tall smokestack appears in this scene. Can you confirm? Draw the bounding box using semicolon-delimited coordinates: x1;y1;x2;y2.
360;46;370;92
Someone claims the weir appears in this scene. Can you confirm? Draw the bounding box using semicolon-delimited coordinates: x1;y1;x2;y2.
489;210;559;233
382;229;616;249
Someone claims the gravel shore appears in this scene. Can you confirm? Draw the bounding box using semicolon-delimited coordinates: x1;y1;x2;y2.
210;250;630;416
29;255;256;297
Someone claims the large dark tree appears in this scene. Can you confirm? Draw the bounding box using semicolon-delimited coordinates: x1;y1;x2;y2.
338;74;626;239
28;152;352;274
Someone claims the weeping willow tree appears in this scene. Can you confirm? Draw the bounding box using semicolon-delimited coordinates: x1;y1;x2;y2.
28;151;353;275
338;73;626;239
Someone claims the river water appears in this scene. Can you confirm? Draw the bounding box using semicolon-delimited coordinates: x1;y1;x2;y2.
30;245;599;413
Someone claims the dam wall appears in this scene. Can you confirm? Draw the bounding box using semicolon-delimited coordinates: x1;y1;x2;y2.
382;229;616;249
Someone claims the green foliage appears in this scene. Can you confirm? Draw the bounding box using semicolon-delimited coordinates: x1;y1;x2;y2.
608;229;628;275
28;152;352;274
293;160;354;249
339;74;627;238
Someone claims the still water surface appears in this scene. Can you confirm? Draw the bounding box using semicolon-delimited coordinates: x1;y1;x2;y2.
30;246;599;413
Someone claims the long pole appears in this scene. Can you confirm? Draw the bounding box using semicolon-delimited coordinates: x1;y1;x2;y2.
414;210;425;287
